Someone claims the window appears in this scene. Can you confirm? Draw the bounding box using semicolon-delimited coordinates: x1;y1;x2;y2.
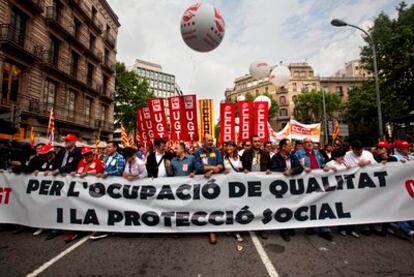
292;82;297;92
335;86;343;96
1;62;22;102
44;79;56;110
255;89;259;96
265;87;268;93
104;49;109;64
279;108;288;117
73;18;80;38
103;74;108;95
10;7;27;45
66;90;76;118
292;95;297;103
279;96;286;105
84;97;91;122
92;6;97;21
87;63;94;85
101;105;107;121
89;33;96;50
70;51;79;78
48;36;59;64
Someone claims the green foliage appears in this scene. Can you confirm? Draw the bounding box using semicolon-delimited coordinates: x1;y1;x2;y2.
262;92;279;120
346;2;414;140
359;2;414;117
114;62;153;133
293;91;343;123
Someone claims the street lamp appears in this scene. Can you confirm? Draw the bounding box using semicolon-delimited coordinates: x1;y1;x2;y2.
330;19;383;138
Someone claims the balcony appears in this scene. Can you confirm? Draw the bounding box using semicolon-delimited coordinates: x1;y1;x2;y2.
104;31;116;48
0;24;43;63
69;0;92;24
84;45;103;63
86;78;102;94
102;59;116;74
100;90;114;102
46;6;75;39
277;87;288;94
22;99;95;128
91;17;103;34
278;115;290;120
279;101;290;107
41;52;70;78
16;0;45;14
94;119;113;131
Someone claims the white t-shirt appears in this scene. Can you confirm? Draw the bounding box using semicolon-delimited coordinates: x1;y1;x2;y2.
344;150;378;167
251;151;261;172
155;152;168;177
224;156;243;173
326;160;348;171
124;157;147;178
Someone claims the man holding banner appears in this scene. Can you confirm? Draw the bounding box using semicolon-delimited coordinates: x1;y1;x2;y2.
193;133;224;244
241;135;271;174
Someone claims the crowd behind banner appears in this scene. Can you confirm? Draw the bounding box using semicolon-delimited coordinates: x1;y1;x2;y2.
1;128;414;244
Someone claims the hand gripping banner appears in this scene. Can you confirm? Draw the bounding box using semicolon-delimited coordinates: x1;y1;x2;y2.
1;163;414;233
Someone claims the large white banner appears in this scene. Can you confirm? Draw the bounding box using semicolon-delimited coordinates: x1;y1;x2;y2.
1;162;414;233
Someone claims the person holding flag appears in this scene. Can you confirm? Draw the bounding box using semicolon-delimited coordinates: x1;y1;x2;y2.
47;108;55;145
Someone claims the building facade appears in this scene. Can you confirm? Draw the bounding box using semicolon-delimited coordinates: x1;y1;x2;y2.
128;58;178;117
225;61;370;131
0;0;120;143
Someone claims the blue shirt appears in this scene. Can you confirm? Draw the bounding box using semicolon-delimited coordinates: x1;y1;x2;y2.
193;147;224;174
104;151;126;176
294;149;325;169
169;154;196;176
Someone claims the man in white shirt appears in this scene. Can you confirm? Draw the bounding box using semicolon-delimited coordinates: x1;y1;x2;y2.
344;140;378;167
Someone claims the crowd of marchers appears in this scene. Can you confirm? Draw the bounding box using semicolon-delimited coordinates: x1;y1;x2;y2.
1;133;414;244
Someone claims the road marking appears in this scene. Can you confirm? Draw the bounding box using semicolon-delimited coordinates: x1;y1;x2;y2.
26;235;90;277
249;231;279;277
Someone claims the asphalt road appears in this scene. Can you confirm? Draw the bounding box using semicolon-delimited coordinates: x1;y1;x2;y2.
1;226;414;277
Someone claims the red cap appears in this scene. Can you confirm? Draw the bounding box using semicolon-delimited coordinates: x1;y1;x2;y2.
81;146;93;155
377;141;390;148
64;134;77;141
394;140;411;148
39;144;53;155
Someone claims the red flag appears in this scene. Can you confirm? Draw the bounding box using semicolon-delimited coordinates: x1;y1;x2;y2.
182;95;199;142
148;98;169;141
238;100;253;143
168;96;187;141
137;107;154;149
253;101;269;142
219;102;236;144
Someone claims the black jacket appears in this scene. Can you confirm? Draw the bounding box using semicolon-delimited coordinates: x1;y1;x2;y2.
146;151;175;178
270;152;304;175
241;149;271;172
25;155;55;173
52;147;82;173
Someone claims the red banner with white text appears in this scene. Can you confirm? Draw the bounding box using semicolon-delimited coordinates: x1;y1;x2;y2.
238;100;253;143
253;101;269;142
220;102;236;144
148;98;169;141
168;96;187;141
142;106;155;145
182;95;199;142
136;107;151;148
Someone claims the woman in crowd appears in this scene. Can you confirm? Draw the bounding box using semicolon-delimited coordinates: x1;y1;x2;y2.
122;147;147;181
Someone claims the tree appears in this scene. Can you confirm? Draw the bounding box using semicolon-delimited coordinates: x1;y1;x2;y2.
345;84;378;142
358;2;414;120
262;92;279;120
293;91;343;123
114;62;153;134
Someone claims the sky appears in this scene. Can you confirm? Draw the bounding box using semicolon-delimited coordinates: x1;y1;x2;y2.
107;0;412;110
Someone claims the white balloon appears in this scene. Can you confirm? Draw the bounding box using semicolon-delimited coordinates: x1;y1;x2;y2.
269;65;291;87
254;95;272;108
249;61;271;80
180;3;225;52
236;95;245;102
